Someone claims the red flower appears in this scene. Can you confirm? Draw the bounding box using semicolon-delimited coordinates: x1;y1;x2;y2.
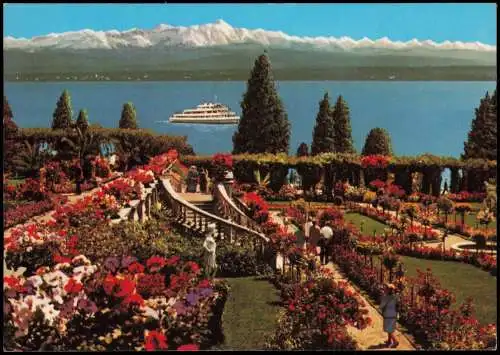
115;278;136;298
144;330;168;351
128;262;145;274
4;276;26;292
123;292;145;307
103;274;119;296
53;253;73;264
146;256;167;271
198;279;211;288
166;255;180;266
177;344;199;351
185;261;200;274
64;278;84;294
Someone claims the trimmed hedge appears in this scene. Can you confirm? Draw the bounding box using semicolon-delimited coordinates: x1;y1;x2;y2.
180;153;496;171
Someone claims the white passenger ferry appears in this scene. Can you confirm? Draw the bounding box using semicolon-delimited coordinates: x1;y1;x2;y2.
167;102;240;124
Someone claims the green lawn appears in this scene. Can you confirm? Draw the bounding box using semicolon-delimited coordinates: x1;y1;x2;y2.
215;277;281;350
374;256;496;325
344;212;388;236
444;212;496;229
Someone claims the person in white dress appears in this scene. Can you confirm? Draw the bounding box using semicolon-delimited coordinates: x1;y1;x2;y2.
203;223;218;278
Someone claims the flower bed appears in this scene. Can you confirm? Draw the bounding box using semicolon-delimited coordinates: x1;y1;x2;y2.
4;195;69;230
4;150;233;351
4;255;228;351
331;243;496;350
266;266;371;350
279;206;496;349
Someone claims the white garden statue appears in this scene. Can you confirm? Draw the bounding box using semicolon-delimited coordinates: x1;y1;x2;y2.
203;223;218;278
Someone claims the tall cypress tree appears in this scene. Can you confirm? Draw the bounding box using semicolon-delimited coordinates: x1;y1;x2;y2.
52;89;73;130
332;95;355;154
296;142;309;157
362;127;393;156
119;102;138;129
76;109;89;132
3;96;18;138
4;96;19;172
463;90;497;160
233;53;290;154
311;92;335;155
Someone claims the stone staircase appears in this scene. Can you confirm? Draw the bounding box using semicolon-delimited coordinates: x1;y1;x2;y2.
161;177;269;249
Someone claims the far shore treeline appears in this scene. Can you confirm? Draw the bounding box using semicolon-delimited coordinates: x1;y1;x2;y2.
3;52;496;196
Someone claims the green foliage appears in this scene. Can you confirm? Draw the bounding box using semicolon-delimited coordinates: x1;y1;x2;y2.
311;92;335;155
233;53;290;154
463;90;497;160
119;102;138;129
51;89;73;130
296;142;309;157
60;127;101;163
332;95;355;154
3;96;18;137
362;127;393;156
12;140;51;177
75;109;89;132
3;96;20;172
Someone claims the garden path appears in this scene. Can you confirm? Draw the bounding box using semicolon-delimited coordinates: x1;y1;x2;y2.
4;175;123;237
357;203;470;250
270;212;416;351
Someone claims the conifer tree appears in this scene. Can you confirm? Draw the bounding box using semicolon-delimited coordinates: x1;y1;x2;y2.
3;96;19;172
233;53;290;154
119;102;138;129
311;92;335;155
362;127;393;156
76;109;89;132
296;142;309;157
463;90;497;160
52;90;73;130
3;96;18;138
331;95;356;154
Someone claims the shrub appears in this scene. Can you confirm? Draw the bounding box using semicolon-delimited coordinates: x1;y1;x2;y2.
362;191;377;203
333;196;344;206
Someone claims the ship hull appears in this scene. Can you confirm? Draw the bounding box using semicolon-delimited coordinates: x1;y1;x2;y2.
168;117;240;124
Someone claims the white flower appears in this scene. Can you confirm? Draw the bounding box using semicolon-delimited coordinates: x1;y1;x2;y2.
54;262;72;271
43;271;69;288
72;255;92;266
27;275;43;288
40;303;60;325
141;306;160;320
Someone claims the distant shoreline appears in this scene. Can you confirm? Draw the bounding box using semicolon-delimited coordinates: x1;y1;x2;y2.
3;66;496;82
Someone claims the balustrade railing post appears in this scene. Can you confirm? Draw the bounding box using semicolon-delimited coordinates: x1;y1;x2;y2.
145;194;151;217
138;200;144;222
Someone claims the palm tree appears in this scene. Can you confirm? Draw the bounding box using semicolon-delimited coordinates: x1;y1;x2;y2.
12;141;50;178
113;133;152;171
61;127;100;166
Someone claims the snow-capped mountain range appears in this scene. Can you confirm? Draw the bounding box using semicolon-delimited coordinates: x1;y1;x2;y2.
4;19;496;52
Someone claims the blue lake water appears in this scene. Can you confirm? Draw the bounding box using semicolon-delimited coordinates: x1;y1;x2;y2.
4;81;496;157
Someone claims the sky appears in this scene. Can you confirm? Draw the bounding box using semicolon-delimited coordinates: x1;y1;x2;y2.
3;3;497;44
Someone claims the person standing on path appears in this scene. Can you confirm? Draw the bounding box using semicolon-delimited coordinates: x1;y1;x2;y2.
198;167;208;193
203;223;218;278
304;216;314;245
309;220;321;252
380;283;400;348
319;223;333;265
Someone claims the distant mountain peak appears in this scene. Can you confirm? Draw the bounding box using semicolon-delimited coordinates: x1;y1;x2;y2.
3;20;496;53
